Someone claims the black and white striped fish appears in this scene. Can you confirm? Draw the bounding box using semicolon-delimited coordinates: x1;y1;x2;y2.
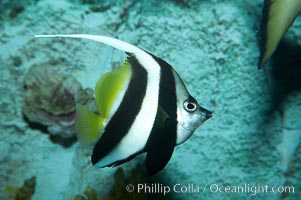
34;34;212;175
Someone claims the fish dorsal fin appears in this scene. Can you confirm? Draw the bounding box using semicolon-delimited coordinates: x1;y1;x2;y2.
75;104;105;147
95;59;132;118
34;34;144;57
33;34;161;78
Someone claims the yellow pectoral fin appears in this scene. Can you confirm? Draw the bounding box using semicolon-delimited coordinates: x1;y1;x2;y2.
75;104;105;147
95;60;132;118
156;105;169;124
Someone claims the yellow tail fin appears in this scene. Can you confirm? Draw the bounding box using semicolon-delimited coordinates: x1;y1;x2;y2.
75;104;105;147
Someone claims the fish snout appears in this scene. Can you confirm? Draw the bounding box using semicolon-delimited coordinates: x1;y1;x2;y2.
206;110;212;119
199;106;212;120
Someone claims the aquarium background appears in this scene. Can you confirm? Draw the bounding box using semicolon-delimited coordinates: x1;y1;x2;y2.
1;0;301;199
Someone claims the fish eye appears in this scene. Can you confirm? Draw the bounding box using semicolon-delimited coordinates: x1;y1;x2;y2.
183;100;197;112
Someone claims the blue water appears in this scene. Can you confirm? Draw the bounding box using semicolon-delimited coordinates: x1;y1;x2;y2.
0;0;300;199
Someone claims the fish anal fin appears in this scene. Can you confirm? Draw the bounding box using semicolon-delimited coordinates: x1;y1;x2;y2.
95;60;132;117
75;104;105;147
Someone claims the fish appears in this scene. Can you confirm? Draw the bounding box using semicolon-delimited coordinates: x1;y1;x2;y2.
258;0;301;68
33;34;212;175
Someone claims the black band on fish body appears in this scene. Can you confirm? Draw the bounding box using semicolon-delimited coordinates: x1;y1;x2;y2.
151;54;178;119
91;55;148;165
144;54;178;175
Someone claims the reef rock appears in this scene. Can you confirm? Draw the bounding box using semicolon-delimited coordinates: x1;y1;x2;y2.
22;62;94;138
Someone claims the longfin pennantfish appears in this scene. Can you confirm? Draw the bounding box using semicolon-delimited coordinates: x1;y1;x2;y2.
258;0;301;68
33;34;212;175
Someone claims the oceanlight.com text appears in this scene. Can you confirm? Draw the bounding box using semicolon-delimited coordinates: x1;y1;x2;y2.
209;183;294;195
125;183;295;196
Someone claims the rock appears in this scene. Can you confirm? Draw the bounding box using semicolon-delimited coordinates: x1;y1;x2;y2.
22;62;94;138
